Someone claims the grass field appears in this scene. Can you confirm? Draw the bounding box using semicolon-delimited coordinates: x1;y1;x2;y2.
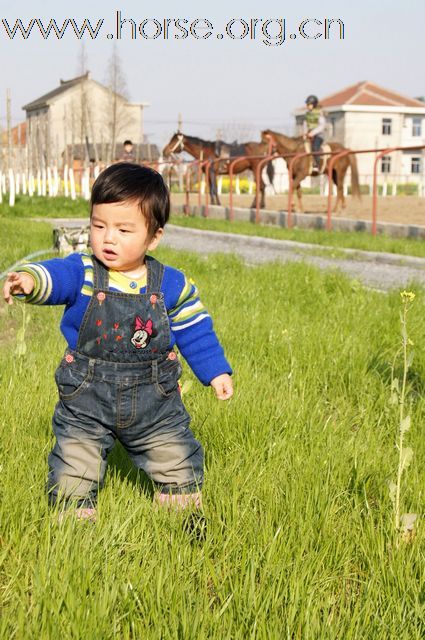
1;220;425;638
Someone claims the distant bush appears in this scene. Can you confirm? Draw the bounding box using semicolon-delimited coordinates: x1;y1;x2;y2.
395;183;419;196
219;177;254;194
347;183;420;196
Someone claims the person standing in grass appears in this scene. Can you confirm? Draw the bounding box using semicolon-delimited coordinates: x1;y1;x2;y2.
3;163;233;523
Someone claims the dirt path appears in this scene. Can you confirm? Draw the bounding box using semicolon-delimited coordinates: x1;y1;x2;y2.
162;225;425;291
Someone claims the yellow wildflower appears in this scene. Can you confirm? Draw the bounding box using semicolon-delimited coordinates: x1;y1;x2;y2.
400;291;415;302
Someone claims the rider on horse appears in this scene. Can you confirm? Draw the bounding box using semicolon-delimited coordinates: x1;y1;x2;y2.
303;95;326;176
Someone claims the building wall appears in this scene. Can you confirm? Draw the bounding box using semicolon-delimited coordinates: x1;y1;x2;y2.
26;80;141;166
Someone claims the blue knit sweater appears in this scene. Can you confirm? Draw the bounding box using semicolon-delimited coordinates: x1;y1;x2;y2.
17;253;232;385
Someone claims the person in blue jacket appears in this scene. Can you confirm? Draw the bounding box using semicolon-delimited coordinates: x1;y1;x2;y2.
3;163;233;523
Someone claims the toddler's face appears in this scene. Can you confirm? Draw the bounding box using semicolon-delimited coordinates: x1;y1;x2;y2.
90;201;163;275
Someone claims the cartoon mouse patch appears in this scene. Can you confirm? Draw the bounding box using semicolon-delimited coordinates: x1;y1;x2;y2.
131;316;154;349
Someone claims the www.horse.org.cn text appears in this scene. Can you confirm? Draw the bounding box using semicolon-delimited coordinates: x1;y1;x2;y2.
1;15;345;46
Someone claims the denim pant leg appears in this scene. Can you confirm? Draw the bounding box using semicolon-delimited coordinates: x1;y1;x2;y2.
48;395;116;508
117;373;204;495
312;136;323;168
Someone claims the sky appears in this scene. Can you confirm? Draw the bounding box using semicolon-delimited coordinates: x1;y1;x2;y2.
0;0;424;149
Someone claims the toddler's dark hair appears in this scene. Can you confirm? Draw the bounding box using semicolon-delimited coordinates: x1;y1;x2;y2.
91;163;170;235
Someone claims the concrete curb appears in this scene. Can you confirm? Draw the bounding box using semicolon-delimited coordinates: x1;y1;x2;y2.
172;203;425;240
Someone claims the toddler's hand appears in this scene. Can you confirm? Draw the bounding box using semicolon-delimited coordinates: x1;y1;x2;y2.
210;374;233;401
3;272;35;305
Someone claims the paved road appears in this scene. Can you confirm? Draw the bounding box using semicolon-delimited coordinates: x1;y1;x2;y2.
162;226;425;292
37;219;425;292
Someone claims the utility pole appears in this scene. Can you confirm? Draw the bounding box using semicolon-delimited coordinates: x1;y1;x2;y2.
178;112;182;132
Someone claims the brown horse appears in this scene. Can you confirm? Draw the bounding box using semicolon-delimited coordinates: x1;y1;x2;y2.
261;129;360;213
162;132;273;208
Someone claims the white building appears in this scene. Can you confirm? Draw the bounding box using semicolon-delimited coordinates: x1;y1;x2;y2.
22;72;149;168
295;81;425;187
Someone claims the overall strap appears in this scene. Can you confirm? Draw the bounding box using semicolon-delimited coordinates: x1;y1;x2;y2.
92;255;109;290
146;255;165;292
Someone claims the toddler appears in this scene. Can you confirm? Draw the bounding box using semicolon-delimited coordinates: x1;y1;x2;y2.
3;163;233;521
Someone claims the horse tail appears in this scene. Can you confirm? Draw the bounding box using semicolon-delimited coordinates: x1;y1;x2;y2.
266;160;275;188
349;152;361;199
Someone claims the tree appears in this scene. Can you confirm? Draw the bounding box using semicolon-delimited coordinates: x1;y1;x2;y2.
104;45;132;163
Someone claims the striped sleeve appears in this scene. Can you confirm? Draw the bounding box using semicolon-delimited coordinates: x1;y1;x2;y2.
80;254;94;296
15;264;53;304
168;276;210;331
14;253;86;306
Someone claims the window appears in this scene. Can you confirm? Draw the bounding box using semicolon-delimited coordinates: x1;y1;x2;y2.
382;118;392;135
381;155;391;173
411;157;421;174
412;117;422;137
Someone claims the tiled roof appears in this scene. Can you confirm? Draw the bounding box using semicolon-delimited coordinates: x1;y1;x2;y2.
65;142;160;161
22;73;91;111
320;81;425;108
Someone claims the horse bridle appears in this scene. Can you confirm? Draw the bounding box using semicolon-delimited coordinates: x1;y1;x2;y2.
169;133;185;154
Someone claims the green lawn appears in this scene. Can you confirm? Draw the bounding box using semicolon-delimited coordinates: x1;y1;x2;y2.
1;220;425;638
0;194;90;218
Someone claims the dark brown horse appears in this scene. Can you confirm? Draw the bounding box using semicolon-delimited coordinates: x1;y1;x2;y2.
261;129;360;213
163;132;273;208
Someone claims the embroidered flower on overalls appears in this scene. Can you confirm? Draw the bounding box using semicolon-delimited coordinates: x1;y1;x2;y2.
65;354;74;363
103;333;107;340
131;316;153;349
168;352;177;361
97;292;106;305
113;322;119;330
116;335;123;341
96;337;101;345
96;319;102;327
150;294;157;307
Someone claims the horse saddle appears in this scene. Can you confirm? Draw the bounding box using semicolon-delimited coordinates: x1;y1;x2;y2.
215;141;245;159
304;140;331;175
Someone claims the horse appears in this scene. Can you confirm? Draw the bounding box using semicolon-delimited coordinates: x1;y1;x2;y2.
261;129;360;213
162;132;274;208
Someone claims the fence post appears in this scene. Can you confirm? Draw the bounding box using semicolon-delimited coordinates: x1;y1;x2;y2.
228;156;245;221
372;147;397;236
326;150;350;231
255;154;279;225
287;152;309;228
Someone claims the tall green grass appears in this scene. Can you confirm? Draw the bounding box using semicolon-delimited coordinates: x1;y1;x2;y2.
0;219;53;273
1;222;425;638
0;195;89;219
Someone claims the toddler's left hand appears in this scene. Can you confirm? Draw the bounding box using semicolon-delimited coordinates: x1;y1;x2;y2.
210;374;233;401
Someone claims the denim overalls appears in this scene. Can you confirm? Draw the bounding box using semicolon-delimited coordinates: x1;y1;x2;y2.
48;256;204;508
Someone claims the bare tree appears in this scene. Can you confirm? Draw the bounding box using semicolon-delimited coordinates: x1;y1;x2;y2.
77;45;89;167
215;121;256;143
104;45;132;163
